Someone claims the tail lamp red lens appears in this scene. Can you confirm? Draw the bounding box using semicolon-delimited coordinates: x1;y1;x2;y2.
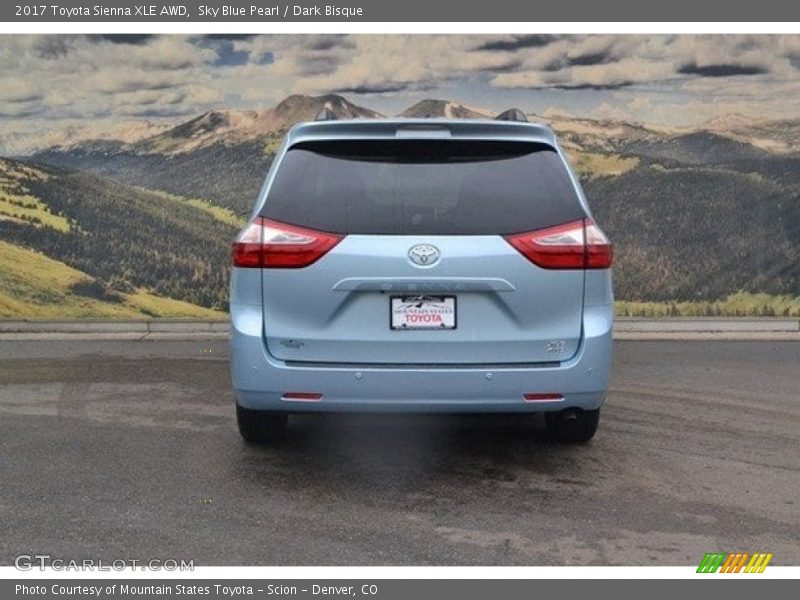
504;218;613;269
232;217;343;268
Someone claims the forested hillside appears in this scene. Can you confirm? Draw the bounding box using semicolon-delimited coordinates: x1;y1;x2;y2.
0;158;237;311
34;140;272;216
6;94;800;316
587;163;800;300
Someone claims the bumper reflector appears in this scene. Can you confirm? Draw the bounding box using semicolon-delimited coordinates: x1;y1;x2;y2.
523;393;564;402
282;392;323;402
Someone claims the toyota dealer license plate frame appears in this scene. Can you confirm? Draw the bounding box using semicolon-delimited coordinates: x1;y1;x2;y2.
390;295;457;330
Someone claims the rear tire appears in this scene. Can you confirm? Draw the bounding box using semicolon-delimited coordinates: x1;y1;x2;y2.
236;404;288;444
545;408;600;444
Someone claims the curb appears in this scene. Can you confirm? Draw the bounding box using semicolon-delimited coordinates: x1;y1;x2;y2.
614;317;800;333
0;318;798;341
0;320;229;334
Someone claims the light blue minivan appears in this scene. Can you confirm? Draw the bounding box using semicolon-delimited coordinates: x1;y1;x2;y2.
230;109;613;444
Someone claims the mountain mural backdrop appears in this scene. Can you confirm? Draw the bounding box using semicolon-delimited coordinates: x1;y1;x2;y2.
2;94;799;318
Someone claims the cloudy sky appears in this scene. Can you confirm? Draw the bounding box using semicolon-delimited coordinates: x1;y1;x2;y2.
1;34;799;153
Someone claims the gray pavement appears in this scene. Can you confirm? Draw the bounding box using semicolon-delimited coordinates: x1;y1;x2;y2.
0;339;798;566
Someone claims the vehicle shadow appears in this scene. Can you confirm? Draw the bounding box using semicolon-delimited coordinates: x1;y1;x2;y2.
232;413;601;497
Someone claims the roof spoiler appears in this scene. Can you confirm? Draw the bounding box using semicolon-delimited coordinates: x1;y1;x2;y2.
315;108;338;121
494;108;528;123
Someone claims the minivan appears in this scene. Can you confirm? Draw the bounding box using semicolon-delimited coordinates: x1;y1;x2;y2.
230;109;613;444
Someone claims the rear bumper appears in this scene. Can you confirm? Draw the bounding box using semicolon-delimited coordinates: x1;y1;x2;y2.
229;301;613;414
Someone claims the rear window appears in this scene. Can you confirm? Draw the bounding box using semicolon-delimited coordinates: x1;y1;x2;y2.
261;140;584;235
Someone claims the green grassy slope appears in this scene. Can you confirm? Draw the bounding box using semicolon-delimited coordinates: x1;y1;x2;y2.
0;240;224;319
616;292;800;317
0;159;70;231
0;157;239;316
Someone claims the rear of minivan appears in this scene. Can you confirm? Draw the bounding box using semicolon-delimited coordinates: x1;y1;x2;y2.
230;118;613;444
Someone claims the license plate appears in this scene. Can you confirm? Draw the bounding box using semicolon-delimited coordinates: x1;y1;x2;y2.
390;296;456;330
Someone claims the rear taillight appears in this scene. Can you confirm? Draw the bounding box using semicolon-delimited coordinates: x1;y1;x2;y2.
504;218;613;269
584;219;614;269
231;218;264;268
232;217;343;268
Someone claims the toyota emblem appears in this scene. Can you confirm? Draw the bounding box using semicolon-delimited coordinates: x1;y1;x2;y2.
408;244;440;267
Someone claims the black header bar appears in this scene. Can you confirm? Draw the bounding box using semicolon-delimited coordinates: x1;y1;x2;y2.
3;0;800;22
